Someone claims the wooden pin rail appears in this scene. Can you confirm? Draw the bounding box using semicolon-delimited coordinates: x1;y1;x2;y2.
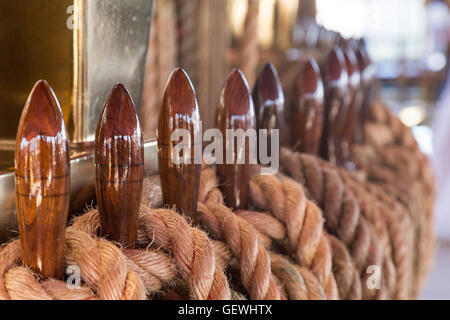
6;38;376;270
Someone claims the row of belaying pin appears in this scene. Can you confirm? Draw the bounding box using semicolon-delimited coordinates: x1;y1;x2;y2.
13;38;372;284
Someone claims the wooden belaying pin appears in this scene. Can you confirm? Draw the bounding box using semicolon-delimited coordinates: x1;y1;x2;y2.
216;69;256;210
341;43;363;164
157;68;201;220
319;47;349;166
288;58;324;155
95;83;144;248
252;63;287;156
15;80;70;279
353;40;374;142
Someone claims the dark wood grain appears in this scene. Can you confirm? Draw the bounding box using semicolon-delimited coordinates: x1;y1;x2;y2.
15;80;70;279
319;47;350;166
288;57;324;155
341;43;363;163
252;63;287;153
216;69;256;210
95;83;144;248
157;68;201;220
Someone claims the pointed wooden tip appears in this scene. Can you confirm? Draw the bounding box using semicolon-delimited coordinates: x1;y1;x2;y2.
353;44;370;73
19;80;65;139
100;83;140;137
341;47;360;79
340;40;362;81
158;68;200;220
326;47;347;82
252;63;287;154
220;69;253;116
216;69;255;210
162;67;197;116
359;40;372;65
15;80;70;279
294;58;323;95
254;63;284;103
95;83;144;248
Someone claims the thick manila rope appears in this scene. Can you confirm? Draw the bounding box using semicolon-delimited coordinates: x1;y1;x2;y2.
279;148;395;299
196;168;330;300
71;207;231;300
246;173;361;300
0;205;232;300
0;231;146;300
352;101;435;296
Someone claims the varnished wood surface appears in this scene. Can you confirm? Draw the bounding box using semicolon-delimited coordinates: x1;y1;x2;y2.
95;83;144;248
319;47;349;166
341;44;363;163
15;80;70;279
216;69;256;210
288;57;324;155
252;63;287;157
157;68;201;219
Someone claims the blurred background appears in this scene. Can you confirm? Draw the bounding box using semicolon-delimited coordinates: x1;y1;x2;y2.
311;0;450;299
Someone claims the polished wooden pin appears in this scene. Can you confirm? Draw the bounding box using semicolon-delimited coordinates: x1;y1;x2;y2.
352;39;374;142
95;83;144;248
341;42;363;163
319;47;349;166
157;68;201;220
216;69;256;210
252;62;287;154
15;80;70;279
289;57;324;155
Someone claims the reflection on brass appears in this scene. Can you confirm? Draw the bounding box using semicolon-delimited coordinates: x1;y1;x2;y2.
73;0;153;143
0;0;74;142
0;0;153;171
